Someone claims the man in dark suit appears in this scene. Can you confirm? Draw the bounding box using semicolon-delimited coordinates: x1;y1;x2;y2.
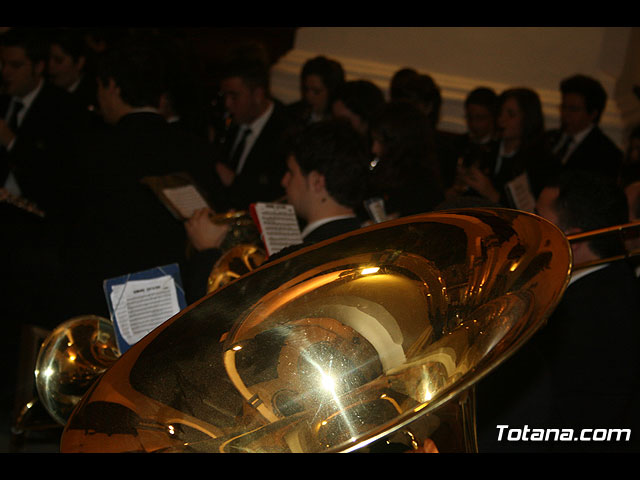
47;28;99;116
546;74;623;180
0;28;90;424
64;43;216;317
476;171;640;452
212;53;293;211
0;28;85;217
184;119;367;302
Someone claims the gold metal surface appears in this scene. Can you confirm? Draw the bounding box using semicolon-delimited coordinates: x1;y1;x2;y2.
568;220;640;270
207;244;267;293
59;208;572;453
34;315;120;426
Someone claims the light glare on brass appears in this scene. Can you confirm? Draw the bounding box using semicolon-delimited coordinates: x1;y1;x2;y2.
360;267;380;275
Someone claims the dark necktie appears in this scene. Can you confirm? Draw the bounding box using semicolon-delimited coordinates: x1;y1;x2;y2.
8;99;23;132
554;135;573;163
1;100;23;183
228;127;251;172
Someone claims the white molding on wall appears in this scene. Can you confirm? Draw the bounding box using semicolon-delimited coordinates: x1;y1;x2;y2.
272;48;630;148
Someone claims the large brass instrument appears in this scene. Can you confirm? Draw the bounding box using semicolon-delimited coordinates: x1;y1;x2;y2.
566;220;640;270
206;210;266;293
34;315;120;426
58;208;573;453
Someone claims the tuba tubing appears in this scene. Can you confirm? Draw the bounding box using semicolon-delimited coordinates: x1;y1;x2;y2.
58;208;573;453
567;219;640;270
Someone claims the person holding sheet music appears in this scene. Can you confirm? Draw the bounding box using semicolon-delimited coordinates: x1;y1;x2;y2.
183;119;368;302
454;87;556;211
62;42;216;317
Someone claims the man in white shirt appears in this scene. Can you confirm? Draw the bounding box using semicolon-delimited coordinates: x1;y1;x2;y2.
184;119;367;301
213;53;293;211
280;119;366;244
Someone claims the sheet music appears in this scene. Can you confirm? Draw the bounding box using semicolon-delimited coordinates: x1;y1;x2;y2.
162;184;209;219
109;275;180;345
364;197;388;223
253;202;303;255
505;173;536;213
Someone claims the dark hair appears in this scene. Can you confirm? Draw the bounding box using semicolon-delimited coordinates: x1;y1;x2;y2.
547;171;629;259
50;28;88;62
300;55;345;106
499;87;545;150
287;119;369;208
389;67;418;101
368;101;443;214
219;43;271;93
370;101;438;181
95;44;168;108
465;87;499;117
333;80;385;126
560;74;607;123
390;73;441;128
0;27;49;65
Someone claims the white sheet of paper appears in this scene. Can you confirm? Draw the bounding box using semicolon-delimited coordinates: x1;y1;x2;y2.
254;202;303;255
162;184;209;219
505;173;536;213
109;275;180;345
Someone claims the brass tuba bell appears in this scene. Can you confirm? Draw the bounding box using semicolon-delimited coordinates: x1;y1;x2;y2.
59;208;572;453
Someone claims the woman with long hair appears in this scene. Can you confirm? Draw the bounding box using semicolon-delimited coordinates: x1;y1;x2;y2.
457;87;555;208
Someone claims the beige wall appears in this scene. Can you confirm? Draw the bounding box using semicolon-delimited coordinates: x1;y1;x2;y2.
272;27;640;148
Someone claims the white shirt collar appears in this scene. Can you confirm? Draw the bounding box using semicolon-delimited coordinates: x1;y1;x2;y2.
67;75;83;93
568;262;609;286
301;214;357;240
11;78;44;125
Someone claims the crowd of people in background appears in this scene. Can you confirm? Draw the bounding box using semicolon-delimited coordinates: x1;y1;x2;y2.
1;27;639;453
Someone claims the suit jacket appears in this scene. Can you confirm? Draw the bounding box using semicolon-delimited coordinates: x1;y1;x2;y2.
301;216;363;244
0;81;87;216
476;261;640;452
213;100;293;211
546;126;623;180
471;138;556;207
64;111;217;316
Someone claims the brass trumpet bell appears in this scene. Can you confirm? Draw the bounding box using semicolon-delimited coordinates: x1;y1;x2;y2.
60;208;572;453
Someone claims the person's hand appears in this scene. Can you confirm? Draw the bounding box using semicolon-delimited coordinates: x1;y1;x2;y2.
457;164;500;203
185;207;230;252
215;161;235;187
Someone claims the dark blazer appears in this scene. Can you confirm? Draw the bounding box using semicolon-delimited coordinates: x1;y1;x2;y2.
301;216;363;244
64;111;217;316
0;82;86;216
213;100;293;211
471;138;556;207
476;261;640;452
546;126;623;180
